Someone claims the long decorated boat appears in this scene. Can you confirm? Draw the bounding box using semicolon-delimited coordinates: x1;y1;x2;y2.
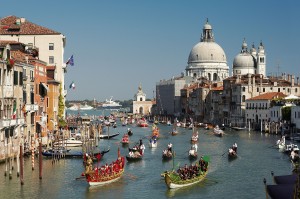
85;148;125;186
164;156;209;189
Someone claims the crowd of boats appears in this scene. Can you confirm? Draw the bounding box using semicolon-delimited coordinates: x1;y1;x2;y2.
35;114;241;189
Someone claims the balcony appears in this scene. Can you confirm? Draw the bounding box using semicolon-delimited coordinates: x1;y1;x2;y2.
25;104;38;112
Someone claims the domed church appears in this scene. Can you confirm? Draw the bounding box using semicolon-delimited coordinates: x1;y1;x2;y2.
185;19;229;82
233;39;266;77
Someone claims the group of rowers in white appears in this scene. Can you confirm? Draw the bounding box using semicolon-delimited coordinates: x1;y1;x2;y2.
128;139;146;157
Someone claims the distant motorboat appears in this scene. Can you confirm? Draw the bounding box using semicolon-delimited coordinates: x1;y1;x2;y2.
100;97;122;109
68;104;79;111
53;137;83;147
80;102;94;110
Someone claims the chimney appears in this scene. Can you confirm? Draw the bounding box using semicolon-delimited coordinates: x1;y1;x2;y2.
260;74;263;93
252;76;255;87
248;73;251;86
25;56;28;64
20;18;26;23
291;75;295;86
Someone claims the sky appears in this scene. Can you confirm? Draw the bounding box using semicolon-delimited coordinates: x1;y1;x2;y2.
1;1;300;101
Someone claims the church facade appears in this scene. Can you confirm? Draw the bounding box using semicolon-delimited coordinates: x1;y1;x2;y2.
132;84;153;115
185;19;229;82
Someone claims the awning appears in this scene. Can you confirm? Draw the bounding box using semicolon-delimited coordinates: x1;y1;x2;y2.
41;83;49;92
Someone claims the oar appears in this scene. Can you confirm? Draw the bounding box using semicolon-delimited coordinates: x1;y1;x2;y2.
268;144;277;148
221;151;227;156
75;176;85;180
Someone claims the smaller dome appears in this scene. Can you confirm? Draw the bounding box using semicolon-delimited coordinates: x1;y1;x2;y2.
233;53;256;68
203;23;212;30
242;41;247;49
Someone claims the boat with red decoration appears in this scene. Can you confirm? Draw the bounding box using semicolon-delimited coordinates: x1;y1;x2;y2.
138;118;149;127
84;148;125;186
120;134;129;145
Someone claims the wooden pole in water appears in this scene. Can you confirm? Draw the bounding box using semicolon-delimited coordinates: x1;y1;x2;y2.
39;140;42;179
17;144;20;177
31;136;35;170
9;136;12;179
4;137;8;177
20;144;24;185
248;120;250;132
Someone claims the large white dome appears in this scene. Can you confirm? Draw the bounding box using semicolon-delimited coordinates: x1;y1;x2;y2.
233;53;256;68
188;42;227;63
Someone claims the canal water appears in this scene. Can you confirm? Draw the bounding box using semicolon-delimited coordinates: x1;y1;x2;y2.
0;110;294;199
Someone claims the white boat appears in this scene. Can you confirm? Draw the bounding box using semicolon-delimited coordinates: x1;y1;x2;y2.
101;97;122;109
53;137;83;147
149;138;157;148
80;102;94;110
68;104;79;111
276;136;285;151
213;125;224;137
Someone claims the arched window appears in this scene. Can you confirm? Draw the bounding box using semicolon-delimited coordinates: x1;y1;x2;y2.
213;73;218;81
139;107;143;114
139;97;143;101
208;73;211;81
242;95;246;102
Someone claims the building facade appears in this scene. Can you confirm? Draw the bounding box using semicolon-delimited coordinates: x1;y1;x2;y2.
132;84;153;115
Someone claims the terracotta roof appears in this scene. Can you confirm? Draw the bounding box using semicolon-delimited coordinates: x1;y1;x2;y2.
11;50;35;63
0;16;61;35
247;92;286;101
211;86;223;91
0;40;21;46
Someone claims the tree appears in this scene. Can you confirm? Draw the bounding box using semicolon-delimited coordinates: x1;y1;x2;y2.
58;84;66;128
281;106;291;121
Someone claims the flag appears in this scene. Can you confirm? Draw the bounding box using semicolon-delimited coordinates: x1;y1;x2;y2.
69;81;75;90
12;101;16;119
66;55;74;66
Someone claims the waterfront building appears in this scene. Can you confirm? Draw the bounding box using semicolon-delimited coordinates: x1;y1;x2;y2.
0;16;67;119
223;74;300;128
185;19;229;82
233;39;266;77
181;80;222;123
0;42;25;160
245;92;286;131
46;68;60;133
291;104;300;131
133;84;153;115
156;75;192;116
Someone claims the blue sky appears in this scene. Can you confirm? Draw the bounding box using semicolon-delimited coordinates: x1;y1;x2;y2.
2;1;300;101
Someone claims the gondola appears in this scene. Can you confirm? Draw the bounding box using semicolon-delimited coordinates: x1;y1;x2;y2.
213;125;224;137
42;148;110;159
228;147;237;160
99;132;120;139
127;128;133;136
228;151;237;160
162;150;173;161
188;149;198;160
120;134;129;145
126;154;143;162
164;155;209;189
